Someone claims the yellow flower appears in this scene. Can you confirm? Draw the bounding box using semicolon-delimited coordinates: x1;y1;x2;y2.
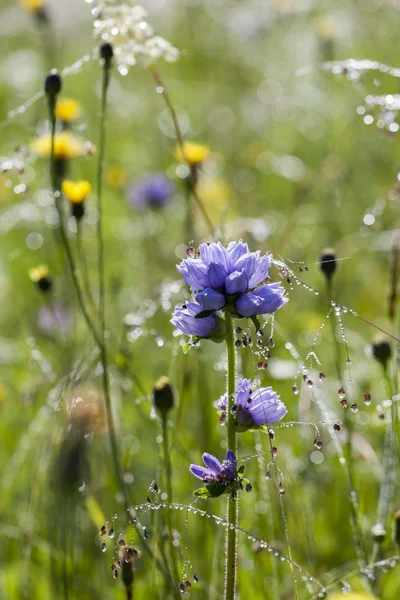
62;180;91;204
29;264;49;283
32;132;86;161
197;176;230;220
55;98;82;124
315;16;338;41
105;165;128;189
20;0;46;12
175;141;211;165
29;265;52;292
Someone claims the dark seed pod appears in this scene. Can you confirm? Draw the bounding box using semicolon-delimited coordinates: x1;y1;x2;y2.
152;376;175;417
45;70;62;97
372;339;392;371
100;43;114;62
71;202;85;220
393;509;400;547
319;248;337;281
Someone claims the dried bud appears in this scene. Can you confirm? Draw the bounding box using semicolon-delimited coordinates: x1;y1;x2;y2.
372;339;392;371
45;70;62;98
319;248;337;281
100;43;114;63
153;376;175;417
393;509;400;547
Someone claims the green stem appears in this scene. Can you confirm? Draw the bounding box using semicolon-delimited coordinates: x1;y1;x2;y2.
161;416;180;589
225;313;237;600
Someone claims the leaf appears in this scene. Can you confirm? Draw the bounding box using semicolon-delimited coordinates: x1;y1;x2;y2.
182;343;190;355
237;465;245;475
194;486;212;498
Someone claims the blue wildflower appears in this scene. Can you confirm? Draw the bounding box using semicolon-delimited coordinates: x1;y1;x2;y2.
177;241;288;319
190;450;237;484
171;301;225;340
218;378;287;431
127;173;174;211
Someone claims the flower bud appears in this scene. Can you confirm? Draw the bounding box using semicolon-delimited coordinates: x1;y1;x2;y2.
319;248;337;281
152;376;174;416
372;339;392;371
45;70;62;98
100;43;114;62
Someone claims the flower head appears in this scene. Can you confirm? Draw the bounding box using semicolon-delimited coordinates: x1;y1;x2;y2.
190;450;237;485
219;378;287;431
55;98;82;124
62;180;91;204
20;0;46;12
127;174;174;211
32;131;87;160
175;141;210;166
171;301;223;340
29;264;52;292
177;241;288;319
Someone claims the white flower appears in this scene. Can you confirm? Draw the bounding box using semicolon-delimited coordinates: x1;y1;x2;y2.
86;0;179;73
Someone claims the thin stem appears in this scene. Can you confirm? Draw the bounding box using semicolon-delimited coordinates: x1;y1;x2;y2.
149;65;215;235
161;416;180;588
225;313;237;600
327;278;369;581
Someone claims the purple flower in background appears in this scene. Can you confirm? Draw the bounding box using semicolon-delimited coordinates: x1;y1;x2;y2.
171;301;219;338
37;304;73;336
127;173;174;211
218;378;287;431
190;450;237;484
177;241;288;319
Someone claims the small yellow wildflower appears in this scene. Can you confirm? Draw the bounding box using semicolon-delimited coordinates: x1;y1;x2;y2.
105;165;128;189
20;0;46;12
29;265;52;292
32;131;86;161
55;98;82;124
315;16;338;41
175;141;211;165
29;264;49;283
62;180;91;204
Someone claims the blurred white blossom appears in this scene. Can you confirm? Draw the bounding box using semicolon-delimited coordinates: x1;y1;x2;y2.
86;0;179;73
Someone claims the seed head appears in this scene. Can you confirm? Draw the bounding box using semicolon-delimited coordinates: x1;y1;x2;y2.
372;339;392;371
100;43;114;63
319;248;337;281
152;376;175;417
45;70;62;98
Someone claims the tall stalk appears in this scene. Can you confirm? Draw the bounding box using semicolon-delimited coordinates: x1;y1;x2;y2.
224;313;237;600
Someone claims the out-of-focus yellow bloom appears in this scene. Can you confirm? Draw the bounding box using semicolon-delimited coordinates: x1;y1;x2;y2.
330;594;377;600
315;16;338;41
0;384;7;403
20;0;46;12
62;180;91;204
105;165;128;189
175;141;211;165
197;176;230;220
55;98;82;124
32;132;86;160
29;264;49;283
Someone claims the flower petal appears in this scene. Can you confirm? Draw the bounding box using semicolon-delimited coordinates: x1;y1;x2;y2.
199;241;229;270
223;450;237;480
190;465;212;481
177;259;210;291
226;240;249;269
234;378;252;408
171;302;217;337
248;254;272;288
195;288;226;311
202;452;222;474
225;270;248;295
207;262;228;288
235;284;288;317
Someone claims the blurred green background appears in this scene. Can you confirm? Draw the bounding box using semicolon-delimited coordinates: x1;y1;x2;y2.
1;0;400;598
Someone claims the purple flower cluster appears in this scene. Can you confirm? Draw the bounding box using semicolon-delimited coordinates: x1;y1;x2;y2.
171;241;287;339
218;378;287;431
190;450;237;484
127;173;174;211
